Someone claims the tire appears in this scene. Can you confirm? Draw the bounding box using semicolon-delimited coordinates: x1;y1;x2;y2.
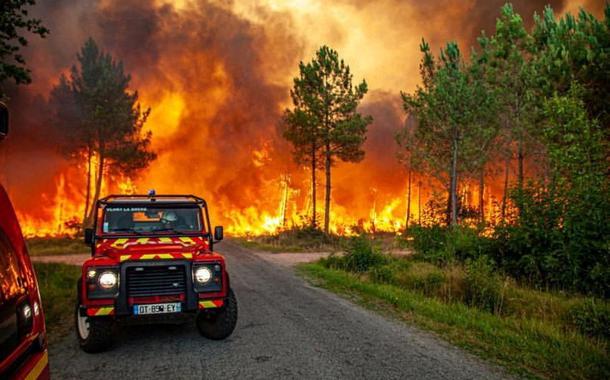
75;298;115;352
196;288;238;340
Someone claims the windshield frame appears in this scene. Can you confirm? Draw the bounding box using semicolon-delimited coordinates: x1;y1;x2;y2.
95;201;211;239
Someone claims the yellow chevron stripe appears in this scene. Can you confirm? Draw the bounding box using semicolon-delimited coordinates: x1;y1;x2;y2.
179;237;194;244
159;237;172;243
112;238;129;247
199;300;218;309
95;307;114;316
24;350;48;380
120;255;131;262
136;237;150;244
140;254;156;260
158;254;174;259
182;253;193;259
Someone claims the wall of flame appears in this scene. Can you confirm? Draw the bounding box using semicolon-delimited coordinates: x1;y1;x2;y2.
0;0;601;237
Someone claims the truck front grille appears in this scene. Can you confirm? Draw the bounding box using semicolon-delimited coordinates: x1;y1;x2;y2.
126;265;186;297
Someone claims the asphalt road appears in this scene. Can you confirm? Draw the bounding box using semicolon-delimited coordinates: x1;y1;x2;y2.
49;241;509;379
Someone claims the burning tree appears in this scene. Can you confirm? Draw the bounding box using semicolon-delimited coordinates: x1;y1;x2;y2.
283;46;372;234
50;38;155;225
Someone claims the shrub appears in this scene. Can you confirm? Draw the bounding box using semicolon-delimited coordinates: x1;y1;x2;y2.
370;264;395;284
341;236;387;272
321;235;386;273
566;298;610;340
370;259;411;284
464;256;505;314
406;225;453;265
407;225;492;266
320;253;346;270
445;227;491;261
394;262;446;296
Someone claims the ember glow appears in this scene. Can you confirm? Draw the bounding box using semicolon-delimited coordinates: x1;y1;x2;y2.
0;0;599;237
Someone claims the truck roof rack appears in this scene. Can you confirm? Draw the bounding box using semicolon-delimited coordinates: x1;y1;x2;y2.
98;194;207;206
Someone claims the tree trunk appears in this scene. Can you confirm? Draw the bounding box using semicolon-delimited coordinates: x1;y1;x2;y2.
323;143;331;234
87;149;105;223
83;147;92;225
501;155;510;222
517;138;524;191
449;135;459;226
418;180;422;225
311;143;317;229
479;170;485;224
405;168;412;229
516;137;524;215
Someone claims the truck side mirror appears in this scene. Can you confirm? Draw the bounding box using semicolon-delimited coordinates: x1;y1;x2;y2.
84;228;94;245
0;102;8;141
214;226;224;241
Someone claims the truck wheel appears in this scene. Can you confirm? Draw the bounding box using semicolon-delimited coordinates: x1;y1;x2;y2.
75;303;114;353
197;288;238;340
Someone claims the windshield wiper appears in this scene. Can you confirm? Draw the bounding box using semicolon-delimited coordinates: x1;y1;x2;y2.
151;227;192;234
109;228;143;235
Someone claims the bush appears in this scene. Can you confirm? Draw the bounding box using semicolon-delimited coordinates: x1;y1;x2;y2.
342;236;387;272
320;253;346;270
370;259;411;284
394;261;446;296
321;235;387;273
566;298;610;340
464;256;505;314
445;227;491;261
370;264;396;284
407;225;491;265
406;225;453;264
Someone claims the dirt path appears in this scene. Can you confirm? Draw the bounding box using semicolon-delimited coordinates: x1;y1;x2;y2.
45;241;509;379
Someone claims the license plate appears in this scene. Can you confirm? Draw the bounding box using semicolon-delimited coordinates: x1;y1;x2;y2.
133;302;181;315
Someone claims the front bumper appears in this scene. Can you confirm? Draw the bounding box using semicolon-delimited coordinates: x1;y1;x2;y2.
82;260;224;317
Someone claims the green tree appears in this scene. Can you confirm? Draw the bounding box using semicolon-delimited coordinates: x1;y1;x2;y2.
501;86;609;295
0;0;49;97
486;4;536;217
466;36;500;224
283;46;372;233
51;38;156;224
533;5;610;149
540;86;609;294
282;62;324;228
402;41;494;226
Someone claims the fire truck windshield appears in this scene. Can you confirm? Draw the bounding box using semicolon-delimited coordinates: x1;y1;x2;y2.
102;205;203;234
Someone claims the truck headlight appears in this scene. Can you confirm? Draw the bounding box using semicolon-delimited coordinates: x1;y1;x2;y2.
194;267;212;283
98;271;118;289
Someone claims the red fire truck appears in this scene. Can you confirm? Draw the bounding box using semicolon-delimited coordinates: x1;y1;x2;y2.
75;193;238;352
0;103;50;379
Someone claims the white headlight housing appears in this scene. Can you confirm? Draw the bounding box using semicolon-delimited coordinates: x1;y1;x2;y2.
22;304;32;319
98;271;118;289
195;267;212;283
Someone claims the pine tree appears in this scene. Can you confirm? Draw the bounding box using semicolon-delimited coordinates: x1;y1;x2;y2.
0;0;49;97
283;46;372;233
50;38;155;224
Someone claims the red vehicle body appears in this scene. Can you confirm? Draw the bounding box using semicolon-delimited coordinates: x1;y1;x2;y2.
0;104;49;379
75;194;237;352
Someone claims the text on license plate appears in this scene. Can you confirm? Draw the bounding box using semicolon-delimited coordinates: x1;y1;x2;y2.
133;302;181;315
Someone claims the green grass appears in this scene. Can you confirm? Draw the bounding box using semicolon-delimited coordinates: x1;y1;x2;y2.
232;237;309;253
27;237;88;256
298;262;609;380
233;229;400;253
34;263;81;342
